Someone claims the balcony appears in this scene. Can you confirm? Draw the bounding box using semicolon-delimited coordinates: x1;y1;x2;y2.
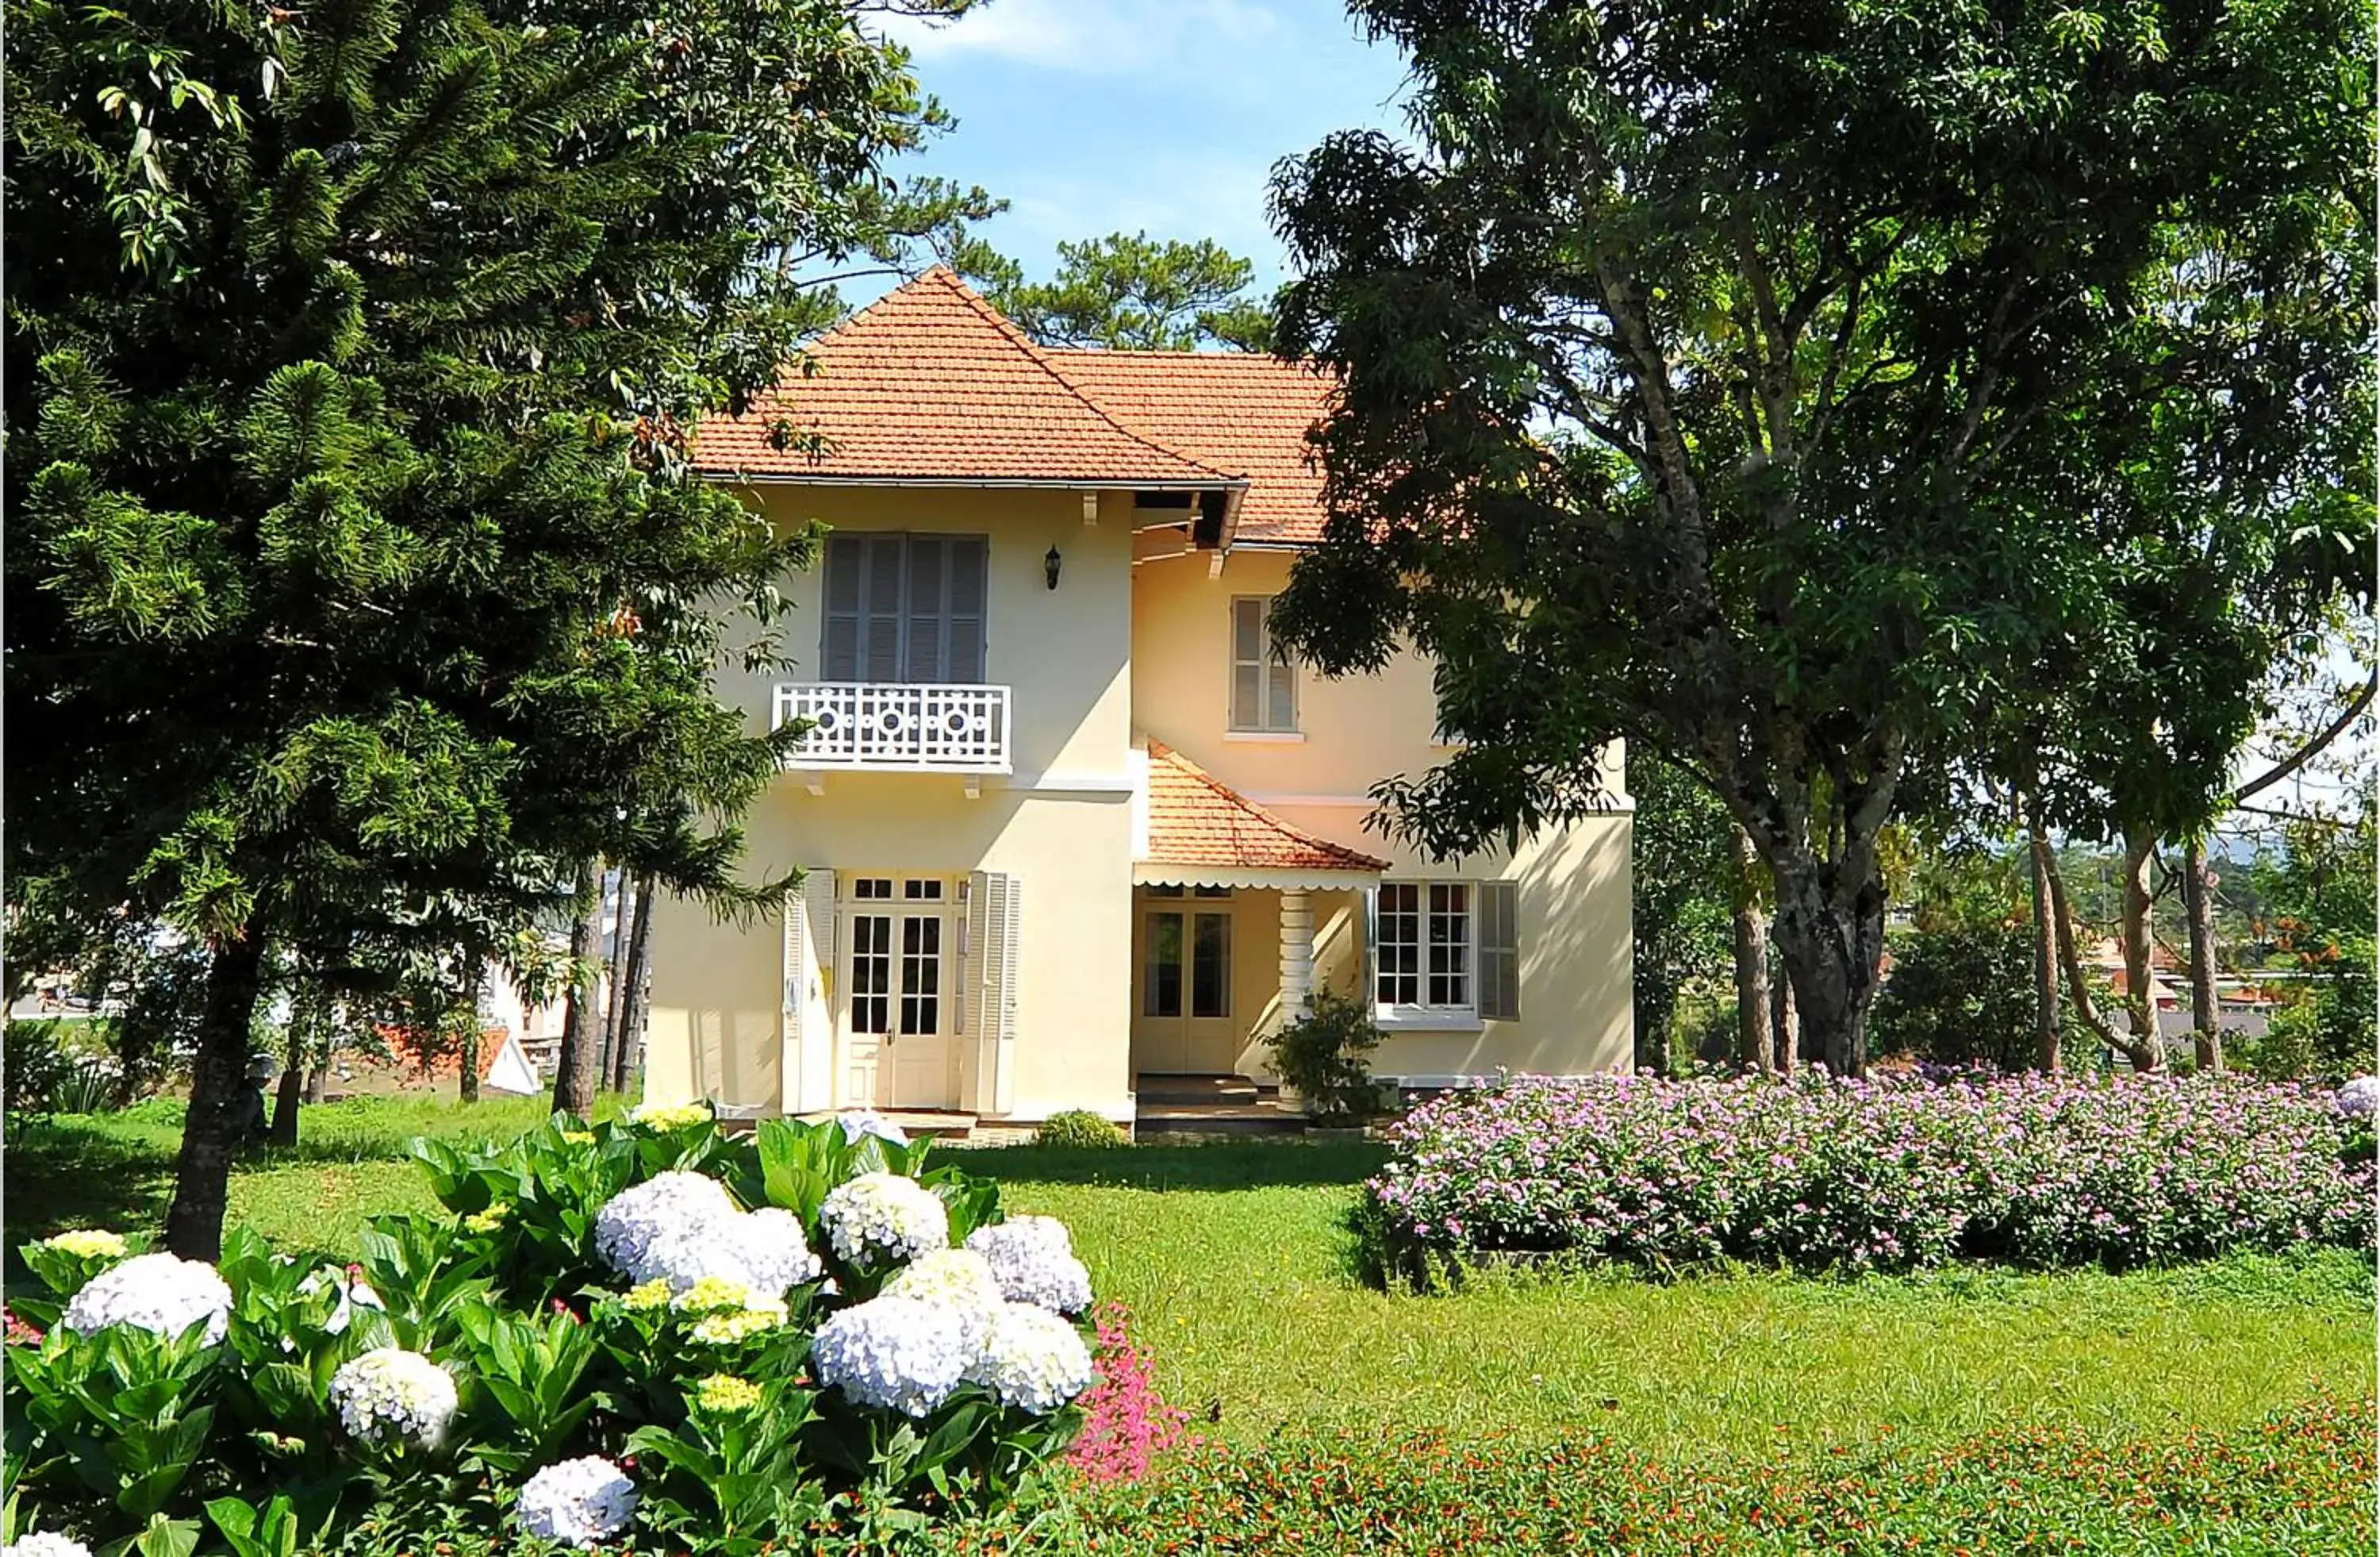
772;682;1012;775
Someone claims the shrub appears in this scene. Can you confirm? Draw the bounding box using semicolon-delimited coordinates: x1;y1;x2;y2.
1358;1072;2375;1286
1262;987;1383;1123
1868;921;2064;1073
3;1111;1102;1557
1035;1111;1125;1151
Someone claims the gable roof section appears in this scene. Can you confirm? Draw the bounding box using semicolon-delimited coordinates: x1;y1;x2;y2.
1142;740;1390;875
1039;350;1336;544
695;267;1241;488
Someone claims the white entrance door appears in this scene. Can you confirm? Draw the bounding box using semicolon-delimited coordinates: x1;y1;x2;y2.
840;878;957;1109
1131;888;1238;1074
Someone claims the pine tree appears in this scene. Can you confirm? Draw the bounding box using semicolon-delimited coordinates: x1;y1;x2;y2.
6;0;981;1257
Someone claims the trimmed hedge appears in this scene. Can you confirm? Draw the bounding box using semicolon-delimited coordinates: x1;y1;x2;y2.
1360;1072;2375;1283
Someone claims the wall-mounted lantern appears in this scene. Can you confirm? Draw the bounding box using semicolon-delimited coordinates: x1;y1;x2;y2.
1045;545;1062;590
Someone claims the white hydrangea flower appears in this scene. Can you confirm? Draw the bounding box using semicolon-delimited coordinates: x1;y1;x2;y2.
716;1207;822;1294
329;1347;459;1449
838;1109;909;1147
965;1221;1092;1314
819;1173;949;1265
296;1265;386;1336
883;1248;1005;1347
811;1295;975;1417
6;1533;91;1557
60;1253;232;1345
967;1301;1095;1414
2337;1076;2378;1120
516;1456;639;1549
593;1171;739;1282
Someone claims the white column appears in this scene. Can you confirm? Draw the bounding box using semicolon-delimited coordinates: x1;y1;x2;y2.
1278;888;1315;1025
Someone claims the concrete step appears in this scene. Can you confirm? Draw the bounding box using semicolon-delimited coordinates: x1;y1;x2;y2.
1134;1073;1264;1106
1134;1108;1308;1136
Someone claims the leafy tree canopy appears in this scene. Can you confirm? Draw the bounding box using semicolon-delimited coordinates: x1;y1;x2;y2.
1265;0;2374;1075
961;230;1275;351
4;0;981;1255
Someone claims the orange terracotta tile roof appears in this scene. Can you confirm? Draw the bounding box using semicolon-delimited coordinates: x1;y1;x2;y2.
1039;349;1336;544
693;268;1339;542
695;267;1241;489
1143;740;1389;874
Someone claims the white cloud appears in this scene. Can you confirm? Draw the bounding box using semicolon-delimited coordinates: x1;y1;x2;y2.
881;0;1280;75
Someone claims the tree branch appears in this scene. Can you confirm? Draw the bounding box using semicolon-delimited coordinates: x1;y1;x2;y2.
2231;667;2378;805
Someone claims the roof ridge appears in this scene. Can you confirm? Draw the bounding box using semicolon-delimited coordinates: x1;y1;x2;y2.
862;268;1247;483
1144;739;1392;871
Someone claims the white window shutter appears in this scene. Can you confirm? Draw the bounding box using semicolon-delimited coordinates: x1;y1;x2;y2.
804;868;838;971
989;874;1020;1116
1362;885;1380;1009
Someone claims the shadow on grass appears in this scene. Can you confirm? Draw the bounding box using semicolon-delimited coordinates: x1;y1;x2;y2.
955;1136;1392;1191
4;1118;180;1274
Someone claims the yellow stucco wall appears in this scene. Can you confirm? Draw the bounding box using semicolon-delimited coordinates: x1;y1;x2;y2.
647;494;1635;1121
1133;546;1634;1082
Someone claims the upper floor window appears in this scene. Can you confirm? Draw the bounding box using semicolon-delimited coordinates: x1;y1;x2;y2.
1230;596;1297;732
821;533;988;683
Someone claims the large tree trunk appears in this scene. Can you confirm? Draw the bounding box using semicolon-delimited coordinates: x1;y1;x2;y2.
2118;828;2163;1071
2182;837;2221;1072
1730;828;1774;1074
305;1066;328;1103
459;1021;481;1105
1768;859;1887;1078
552;858;605;1117
2028;820;2062;1073
269;1039;303;1147
164;932;270;1261
1772;971;1798;1075
611;875;655;1095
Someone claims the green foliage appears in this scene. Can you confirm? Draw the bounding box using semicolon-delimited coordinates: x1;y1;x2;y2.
1033;1113;1126;1151
4;0;987;1254
1628;756;1735;1070
2235;813;2378;1082
3;1111;1092;1557
1869;921;2059;1074
1262;989;1384;1124
963;231;1273;351
1265;0;2376;1076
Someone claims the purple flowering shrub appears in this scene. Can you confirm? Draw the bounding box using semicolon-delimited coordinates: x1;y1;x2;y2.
1361;1072;2377;1284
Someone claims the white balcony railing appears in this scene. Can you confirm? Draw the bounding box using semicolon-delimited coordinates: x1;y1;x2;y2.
773;682;1012;774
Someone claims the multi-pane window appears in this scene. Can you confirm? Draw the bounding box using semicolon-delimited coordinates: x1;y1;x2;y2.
850;914;892;1033
1144;909;1231;1019
899;916;941;1034
1375;881;1516;1017
1229;597;1296;732
821;534;988;682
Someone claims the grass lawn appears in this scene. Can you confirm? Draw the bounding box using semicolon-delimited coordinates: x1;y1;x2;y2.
7;1100;2371;1469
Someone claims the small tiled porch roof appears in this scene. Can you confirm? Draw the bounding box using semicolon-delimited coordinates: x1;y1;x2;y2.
1138;740;1389;880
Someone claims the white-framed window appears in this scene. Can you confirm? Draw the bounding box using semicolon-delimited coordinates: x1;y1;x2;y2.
1375;880;1519;1021
1229;596;1297;732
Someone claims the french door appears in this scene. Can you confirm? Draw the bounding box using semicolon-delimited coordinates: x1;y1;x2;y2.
1130;889;1237;1075
840;877;956;1108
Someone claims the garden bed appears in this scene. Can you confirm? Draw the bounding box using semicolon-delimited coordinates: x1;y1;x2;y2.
1359;1071;2377;1286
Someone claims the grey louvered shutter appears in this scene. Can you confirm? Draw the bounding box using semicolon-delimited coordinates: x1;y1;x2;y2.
822;536;863;681
862;536;904;681
1480;881;1520;1021
904;536;947;681
946;538;987;683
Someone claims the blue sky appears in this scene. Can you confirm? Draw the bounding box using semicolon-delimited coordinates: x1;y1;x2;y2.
875;1;1414;297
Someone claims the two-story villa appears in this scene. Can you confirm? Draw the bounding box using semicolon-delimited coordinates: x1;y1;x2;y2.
643;268;1633;1129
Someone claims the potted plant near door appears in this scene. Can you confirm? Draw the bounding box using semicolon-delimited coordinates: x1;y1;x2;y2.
1264;988;1386;1132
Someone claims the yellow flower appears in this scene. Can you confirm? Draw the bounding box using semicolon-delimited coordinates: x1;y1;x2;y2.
691;1374;763;1413
462;1201;512;1234
40;1229;128;1260
620;1279;674;1313
630;1102;711;1131
670;1276;754;1315
559;1130;595;1146
689;1301;785;1346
